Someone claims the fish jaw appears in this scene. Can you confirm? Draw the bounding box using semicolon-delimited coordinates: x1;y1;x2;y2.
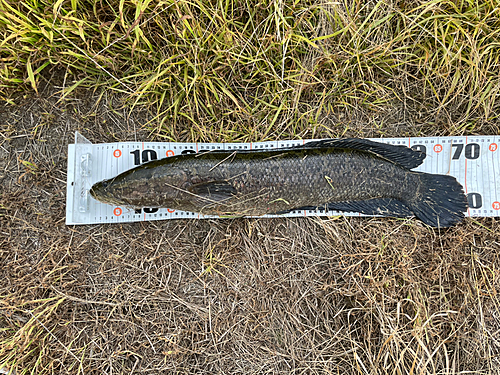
89;179;128;206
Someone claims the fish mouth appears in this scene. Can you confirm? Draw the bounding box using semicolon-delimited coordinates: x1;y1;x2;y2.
89;185;108;204
89;185;99;200
89;180;125;206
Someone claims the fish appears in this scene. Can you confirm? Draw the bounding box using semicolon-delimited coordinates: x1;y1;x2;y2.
89;138;468;227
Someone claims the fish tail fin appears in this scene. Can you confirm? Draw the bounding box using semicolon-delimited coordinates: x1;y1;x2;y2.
408;173;468;228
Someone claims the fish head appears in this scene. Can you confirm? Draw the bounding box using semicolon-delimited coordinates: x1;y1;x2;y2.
90;177;129;206
89;163;189;207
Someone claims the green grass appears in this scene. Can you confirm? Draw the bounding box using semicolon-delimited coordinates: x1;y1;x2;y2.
2;0;500;141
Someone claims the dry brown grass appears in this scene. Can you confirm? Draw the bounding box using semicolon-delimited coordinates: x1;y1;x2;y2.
1;86;499;374
1;0;500;372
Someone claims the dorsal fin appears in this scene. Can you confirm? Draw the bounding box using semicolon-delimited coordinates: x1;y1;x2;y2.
294;138;426;169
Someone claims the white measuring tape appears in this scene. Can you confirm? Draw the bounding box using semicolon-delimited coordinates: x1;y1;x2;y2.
66;132;500;225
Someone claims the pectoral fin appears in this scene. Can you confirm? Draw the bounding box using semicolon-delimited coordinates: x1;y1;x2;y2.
188;181;237;203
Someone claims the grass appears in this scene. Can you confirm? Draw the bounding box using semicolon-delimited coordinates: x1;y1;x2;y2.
1;0;500;374
2;0;500;140
2;213;499;374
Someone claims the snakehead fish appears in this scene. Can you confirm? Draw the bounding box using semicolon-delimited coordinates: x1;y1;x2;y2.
90;139;468;227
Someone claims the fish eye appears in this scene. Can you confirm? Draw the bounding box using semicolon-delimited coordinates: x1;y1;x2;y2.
101;181;109;188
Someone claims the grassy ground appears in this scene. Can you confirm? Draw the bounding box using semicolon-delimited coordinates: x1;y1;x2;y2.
1;0;499;373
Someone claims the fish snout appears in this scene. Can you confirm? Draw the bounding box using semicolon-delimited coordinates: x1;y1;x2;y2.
90;179;115;203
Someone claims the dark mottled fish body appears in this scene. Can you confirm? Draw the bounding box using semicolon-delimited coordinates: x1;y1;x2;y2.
90;139;468;227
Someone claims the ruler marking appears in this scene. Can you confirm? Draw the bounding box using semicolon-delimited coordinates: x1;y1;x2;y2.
95;145;101;222
493;136;499;216
480;146;485;216
465;137;470;216
68;136;500;224
96;145;101;221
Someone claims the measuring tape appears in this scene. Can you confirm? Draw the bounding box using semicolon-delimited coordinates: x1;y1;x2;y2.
66;132;500;225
